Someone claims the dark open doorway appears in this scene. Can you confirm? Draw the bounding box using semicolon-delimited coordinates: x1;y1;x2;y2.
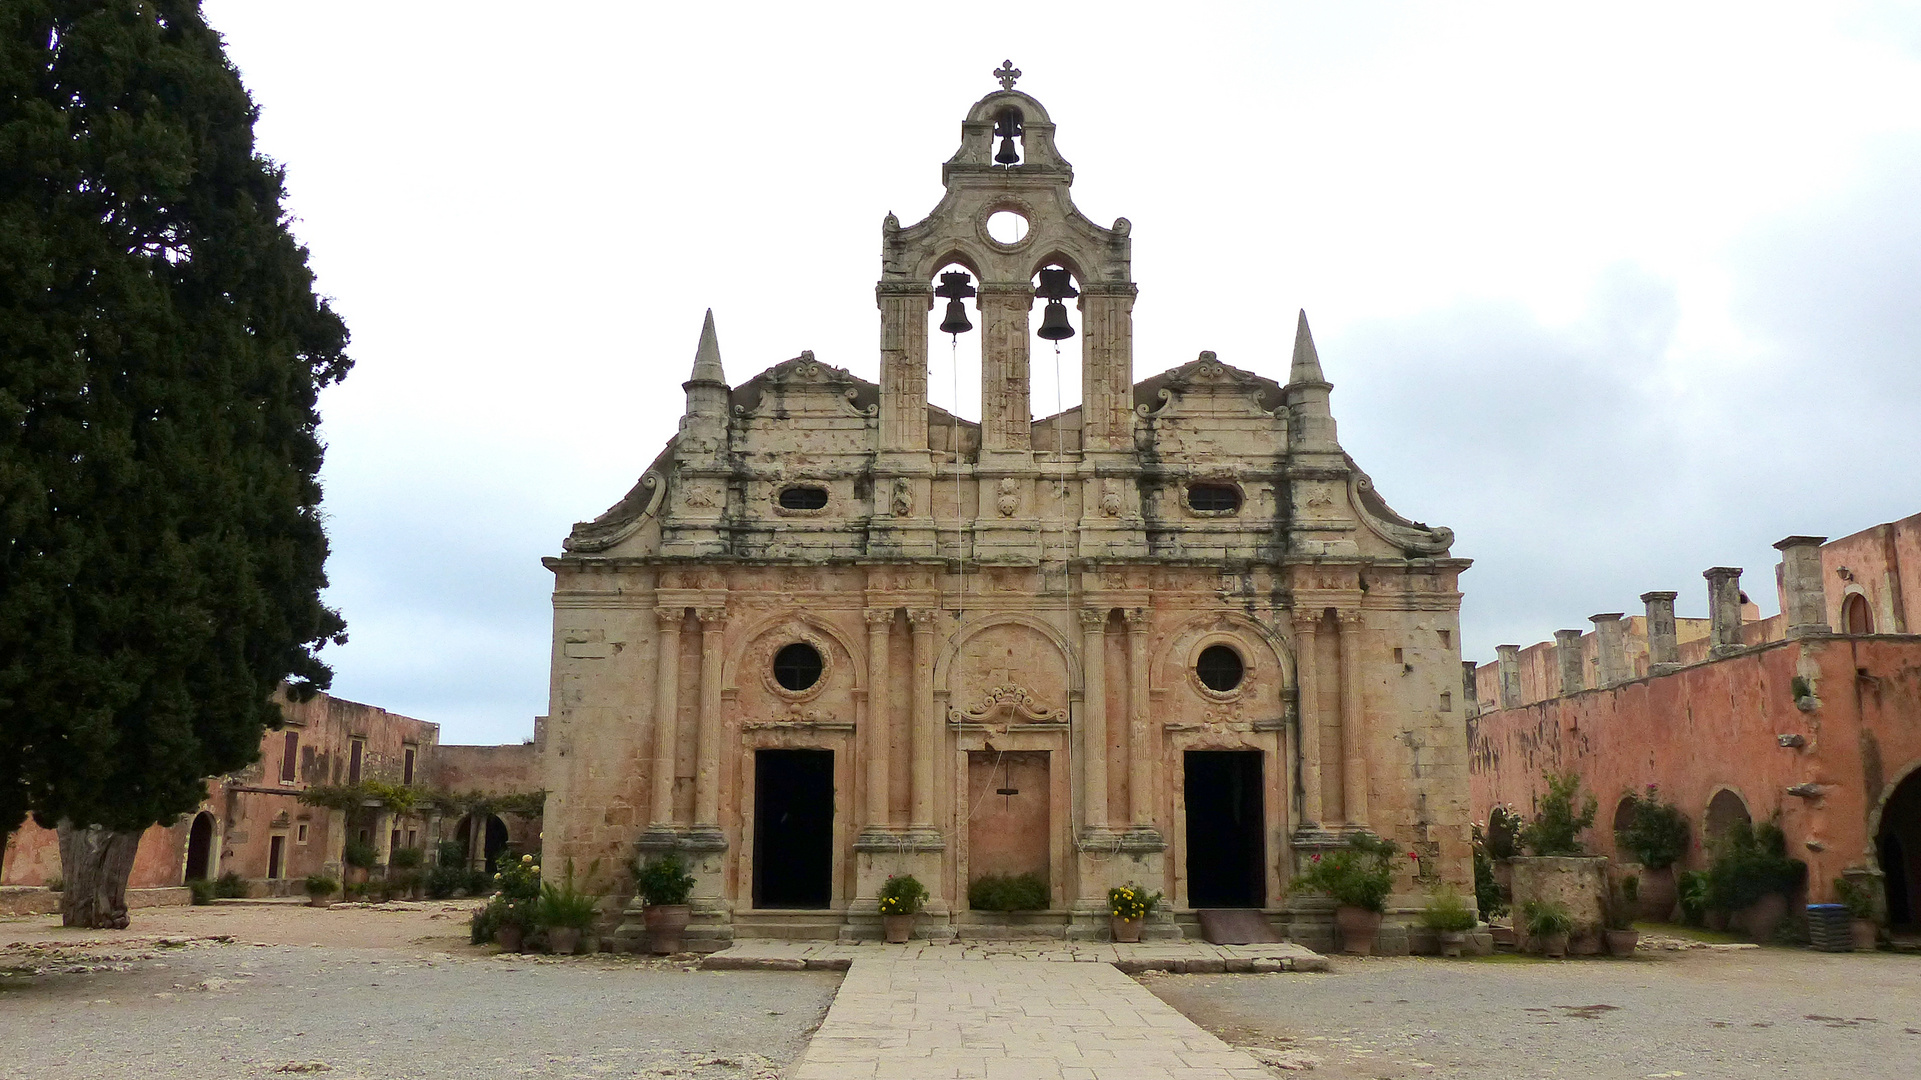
184;812;215;881
754;749;834;909
1185;750;1265;908
1878;766;1921;929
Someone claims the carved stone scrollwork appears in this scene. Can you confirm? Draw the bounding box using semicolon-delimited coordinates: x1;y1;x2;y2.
696;607;728;627
891;477;913;517
863;608;895;627
1348;468;1454;556
655;607;685;628
907;609;938;627
995;477;1020;517
1078;608;1109;629
949;684;1066;725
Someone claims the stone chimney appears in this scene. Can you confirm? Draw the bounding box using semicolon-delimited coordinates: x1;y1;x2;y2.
1774;536;1832;639
1704;567;1745;658
1554;629;1585;695
1462;660;1479;718
1590;613;1628;686
1641;591;1680;674
1495;644;1523;708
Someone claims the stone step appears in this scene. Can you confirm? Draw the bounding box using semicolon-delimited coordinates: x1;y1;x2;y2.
732;911;845;940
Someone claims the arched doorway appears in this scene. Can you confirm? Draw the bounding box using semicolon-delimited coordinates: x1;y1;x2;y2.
483;815;509;875
184;812;215;881
1704;789;1751;847
1844;593;1874;634
1876;767;1921;929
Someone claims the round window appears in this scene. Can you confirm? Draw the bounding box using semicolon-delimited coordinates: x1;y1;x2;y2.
1196;645;1245;692
778;485;828;510
773;642;824;691
986;209;1029;244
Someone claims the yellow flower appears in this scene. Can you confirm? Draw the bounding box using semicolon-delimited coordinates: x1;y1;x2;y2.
521;854;533;864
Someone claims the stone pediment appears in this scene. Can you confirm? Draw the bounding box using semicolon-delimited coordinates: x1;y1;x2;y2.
1135;352;1285;420
732;351;879;419
948;683;1065;725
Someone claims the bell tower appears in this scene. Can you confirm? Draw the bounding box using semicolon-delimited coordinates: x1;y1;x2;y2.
873;62;1147;563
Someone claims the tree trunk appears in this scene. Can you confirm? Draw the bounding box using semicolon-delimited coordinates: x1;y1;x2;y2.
57;821;142;929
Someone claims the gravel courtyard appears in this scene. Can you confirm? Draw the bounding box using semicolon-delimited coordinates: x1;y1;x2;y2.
0;904;839;1080
1147;947;1921;1080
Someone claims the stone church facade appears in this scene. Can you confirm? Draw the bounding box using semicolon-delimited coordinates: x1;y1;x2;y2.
540;74;1472;949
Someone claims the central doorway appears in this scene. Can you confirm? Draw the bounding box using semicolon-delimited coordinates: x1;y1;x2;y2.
753;748;834;909
1184;750;1265;908
184;812;215;881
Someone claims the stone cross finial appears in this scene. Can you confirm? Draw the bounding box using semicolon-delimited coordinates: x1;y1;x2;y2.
993;60;1021;90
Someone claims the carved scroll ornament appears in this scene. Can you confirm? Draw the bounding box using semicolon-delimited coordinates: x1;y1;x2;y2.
948;683;1065;725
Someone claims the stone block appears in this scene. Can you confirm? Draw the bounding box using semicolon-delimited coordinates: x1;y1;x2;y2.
1372;924;1410;956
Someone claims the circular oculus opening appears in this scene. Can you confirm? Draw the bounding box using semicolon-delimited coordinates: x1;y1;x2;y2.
986;210;1029;245
1196;645;1245;693
773;642;824;692
778;485;829;510
1187;483;1242;513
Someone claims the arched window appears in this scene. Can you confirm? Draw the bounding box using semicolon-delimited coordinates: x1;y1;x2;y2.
1704;789;1751;845
1844;593;1873;635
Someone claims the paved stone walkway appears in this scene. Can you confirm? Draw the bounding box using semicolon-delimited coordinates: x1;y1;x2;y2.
793;957;1279;1080
702;938;1328;974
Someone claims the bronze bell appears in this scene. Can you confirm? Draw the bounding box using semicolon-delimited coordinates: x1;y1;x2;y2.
1037;299;1074;340
934;270;976;336
939;298;973;335
994;108;1023;165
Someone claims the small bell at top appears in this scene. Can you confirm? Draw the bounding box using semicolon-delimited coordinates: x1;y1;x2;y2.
1037;299;1075;340
934;270;977;336
993;108;1023;165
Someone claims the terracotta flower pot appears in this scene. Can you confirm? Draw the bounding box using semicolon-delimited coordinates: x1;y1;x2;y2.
496;923;525;953
1111;916;1143;943
1851;919;1879;952
1539;931;1568;958
1569;928;1603;955
1439;930;1467;958
1335;906;1382;956
645;903;692;954
1637;866;1678;922
307;897;332;909
1605;928;1640;956
1734;893;1788;943
548;927;581;955
883;913;915;943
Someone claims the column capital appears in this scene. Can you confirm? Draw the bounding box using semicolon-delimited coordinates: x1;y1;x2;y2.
695;606;728;626
1123;608;1150;627
1078;608;1109;629
907;608;938;627
1639;590;1678;604
1334;609;1365;633
863;608;895;627
1291;611;1321;633
655;606;685;627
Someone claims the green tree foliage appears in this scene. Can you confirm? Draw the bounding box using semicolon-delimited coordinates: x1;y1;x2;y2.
0;1;349;925
1521;772;1597;856
1615;785;1690;870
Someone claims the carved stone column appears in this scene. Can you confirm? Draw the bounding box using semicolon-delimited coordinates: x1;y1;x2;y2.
1292;613;1324;828
647;607;683;833
1704;567;1745;658
977;285;1032;460
1590;613;1628;687
1125;609;1154;828
1078;608;1109;832
1338;611;1368;826
1554;629;1585;695
1775;536;1833;639
693;606;727;837
908;609;939;832
1641;591;1681;674
876;283;931;452
863;609;893;831
1078;286;1137;453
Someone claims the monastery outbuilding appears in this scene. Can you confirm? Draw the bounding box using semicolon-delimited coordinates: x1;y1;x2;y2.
540;69;1472;950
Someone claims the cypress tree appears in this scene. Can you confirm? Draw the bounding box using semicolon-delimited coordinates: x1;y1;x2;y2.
0;0;349;926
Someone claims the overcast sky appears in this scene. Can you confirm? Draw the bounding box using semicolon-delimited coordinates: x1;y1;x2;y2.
200;2;1921;745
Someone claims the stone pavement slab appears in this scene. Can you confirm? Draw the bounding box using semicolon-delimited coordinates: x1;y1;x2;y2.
702;938;1328;974
792;957;1278;1080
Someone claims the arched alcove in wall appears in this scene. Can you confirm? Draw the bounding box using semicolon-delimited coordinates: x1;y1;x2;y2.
1874;764;1921;928
1703;788;1752;846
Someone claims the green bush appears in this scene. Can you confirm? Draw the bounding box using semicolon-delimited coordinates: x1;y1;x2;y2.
474;852;541;943
384;869;423;900
1291;833;1401;912
426;862;467;900
1522;898;1573;937
1420;887;1478;932
633;853;695;907
341;881;367;902
1521;772;1597;856
436;840;467;866
388;846;423;869
1616;786;1689;870
1677;870;1710;925
1705;820;1805;912
878;874;929;916
342;839;378;870
189;879;216;905
214;871;250;899
1834;876;1876;920
969;872;1049;912
1471;823;1508;916
1107;883;1162;920
466;869;494;897
536;861;602;931
304;874;338;898
1484;805;1522;860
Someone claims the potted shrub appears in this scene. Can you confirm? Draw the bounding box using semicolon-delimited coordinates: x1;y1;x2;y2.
536;860;602;955
479;852;541;952
969;872;1049;913
1522;898;1573;958
1615;785;1689;920
342;838;378;883
1706;820;1805;942
1603;874;1640;956
1420;887;1478;956
1292;833;1400;955
304;873;339;908
1834;876;1879;952
1107;884;1162;943
634;853;697;954
877;874;928;943
1521;772;1597;857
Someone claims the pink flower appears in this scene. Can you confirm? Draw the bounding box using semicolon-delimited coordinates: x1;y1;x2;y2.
1409;852;1421;860
1311;854;1321;862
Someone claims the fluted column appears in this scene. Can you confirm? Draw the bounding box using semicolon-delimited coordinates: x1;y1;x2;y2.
1292;613;1324;827
649;607;683;828
1125;609;1153;827
977;286;1032;456
1079;609;1110;831
909;609;938;830
693;606;727;830
863;609;893;829
1338;610;1368;826
877;284;931;452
